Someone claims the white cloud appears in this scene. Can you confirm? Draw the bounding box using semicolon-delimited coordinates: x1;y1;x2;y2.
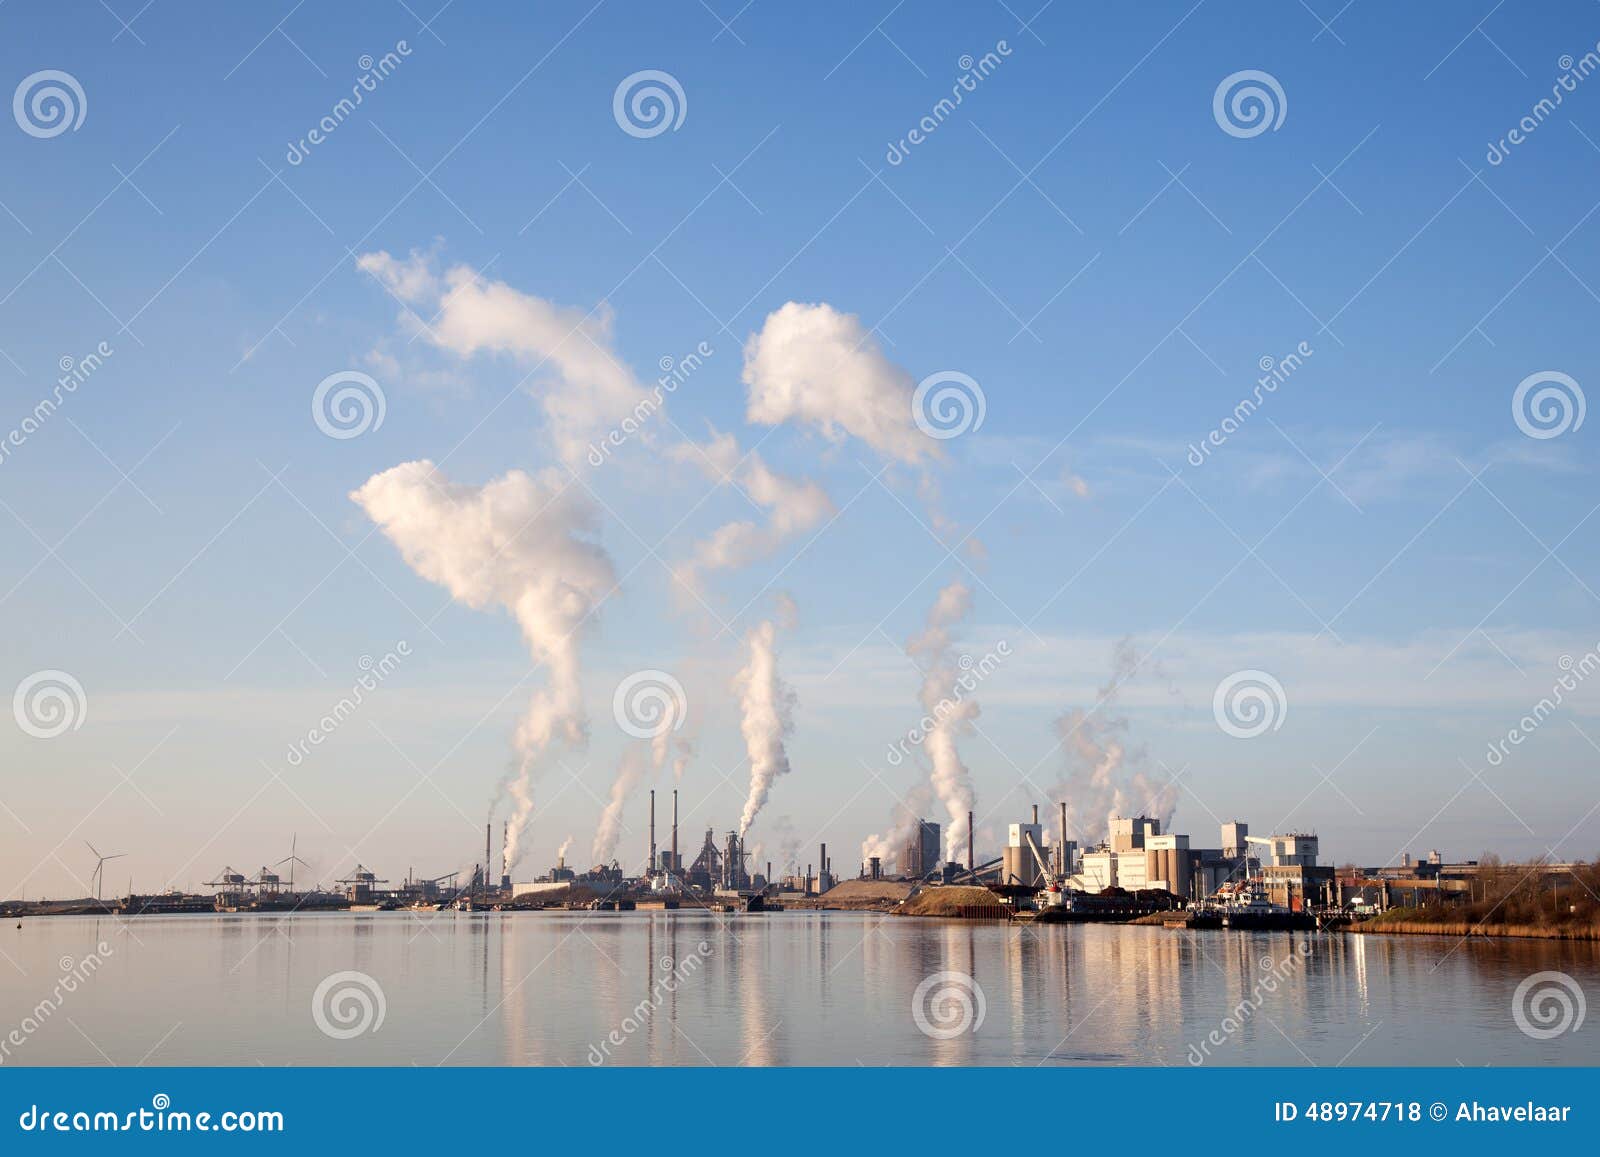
356;250;654;466
742;301;936;465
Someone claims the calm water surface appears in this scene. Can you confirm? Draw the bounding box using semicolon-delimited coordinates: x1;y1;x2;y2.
2;911;1597;1066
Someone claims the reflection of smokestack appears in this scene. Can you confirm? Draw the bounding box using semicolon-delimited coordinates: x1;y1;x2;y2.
967;810;974;871
649;789;656;874
671;789;679;871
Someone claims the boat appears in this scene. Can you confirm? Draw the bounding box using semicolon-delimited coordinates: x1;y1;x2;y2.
1217;881;1315;931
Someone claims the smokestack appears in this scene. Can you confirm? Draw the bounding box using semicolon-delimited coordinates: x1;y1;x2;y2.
649;789;656;874
671;789;679;872
1060;801;1067;876
967;810;974;871
485;822;491;896
1032;803;1039;826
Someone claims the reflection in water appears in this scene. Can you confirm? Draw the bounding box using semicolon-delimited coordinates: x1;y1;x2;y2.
2;913;1596;1067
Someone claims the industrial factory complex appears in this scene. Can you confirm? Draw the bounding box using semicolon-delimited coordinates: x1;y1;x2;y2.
5;788;1554;928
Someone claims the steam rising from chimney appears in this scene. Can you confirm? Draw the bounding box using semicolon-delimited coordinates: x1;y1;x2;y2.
735;597;797;838
1055;639;1177;842
350;460;614;869
861;783;933;870
910;581;979;862
592;744;650;866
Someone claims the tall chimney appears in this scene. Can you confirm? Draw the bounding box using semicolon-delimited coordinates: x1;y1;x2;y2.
1060;801;1068;876
484;822;491;898
820;843;827;884
671;789;679;872
649;789;656;874
967;810;974;871
1032;803;1039;826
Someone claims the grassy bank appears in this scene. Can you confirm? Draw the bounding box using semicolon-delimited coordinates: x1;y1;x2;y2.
1352;906;1600;940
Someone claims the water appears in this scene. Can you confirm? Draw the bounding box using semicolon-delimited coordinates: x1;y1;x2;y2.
2;912;1596;1066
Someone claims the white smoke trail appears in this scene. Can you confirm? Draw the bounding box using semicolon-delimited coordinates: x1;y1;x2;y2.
909;581;978;863
734;605;797;838
556;835;573;865
351;460;615;869
860;783;933;871
1054;638;1177;844
592;744;651;867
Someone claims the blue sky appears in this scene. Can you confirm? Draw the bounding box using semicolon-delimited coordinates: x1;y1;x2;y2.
3;1;1598;897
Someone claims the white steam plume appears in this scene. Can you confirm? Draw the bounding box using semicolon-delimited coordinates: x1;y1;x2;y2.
1054;638;1177;844
909;581;979;863
860;783;933;871
734;600;798;838
351;460;615;869
742;302;936;465
670;428;833;600
556;835;573;864
592;744;651;868
357;250;655;467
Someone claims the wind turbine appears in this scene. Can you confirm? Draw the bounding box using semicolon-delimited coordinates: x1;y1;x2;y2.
275;834;309;893
85;841;126;902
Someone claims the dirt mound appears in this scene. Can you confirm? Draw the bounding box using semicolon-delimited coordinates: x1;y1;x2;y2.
894;885;1001;917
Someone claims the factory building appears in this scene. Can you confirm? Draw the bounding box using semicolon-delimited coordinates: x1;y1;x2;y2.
902;820;941;880
1002;809;1050;888
1070;818;1327;903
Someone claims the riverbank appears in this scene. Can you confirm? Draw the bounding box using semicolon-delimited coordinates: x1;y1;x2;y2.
1351;907;1600;940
